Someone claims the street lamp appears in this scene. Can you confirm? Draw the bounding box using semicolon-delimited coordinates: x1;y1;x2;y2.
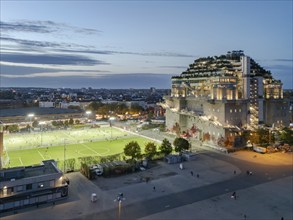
86;110;92;119
63;139;67;173
27;113;35;132
114;193;125;220
39;121;46;147
109;117;115;139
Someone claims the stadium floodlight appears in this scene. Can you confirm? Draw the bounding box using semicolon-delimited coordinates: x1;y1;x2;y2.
109;117;116;139
86;111;92;115
28;113;35;118
27;113;35;132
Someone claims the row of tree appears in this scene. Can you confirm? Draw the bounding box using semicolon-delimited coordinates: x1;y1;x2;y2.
123;137;190;162
88;101;144;117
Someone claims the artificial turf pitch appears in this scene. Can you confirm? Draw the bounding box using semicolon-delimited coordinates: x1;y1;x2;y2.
3;127;158;168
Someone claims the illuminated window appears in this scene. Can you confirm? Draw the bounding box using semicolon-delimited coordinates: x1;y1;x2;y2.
230;109;232;113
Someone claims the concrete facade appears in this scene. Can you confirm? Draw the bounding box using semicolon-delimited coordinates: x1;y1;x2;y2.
163;51;290;148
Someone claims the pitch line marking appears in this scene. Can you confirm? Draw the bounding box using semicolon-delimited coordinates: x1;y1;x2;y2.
37;150;45;160
62;131;102;156
18;157;24;166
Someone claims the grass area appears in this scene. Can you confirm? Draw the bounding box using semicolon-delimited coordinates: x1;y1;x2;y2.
4;126;129;151
4;127;159;168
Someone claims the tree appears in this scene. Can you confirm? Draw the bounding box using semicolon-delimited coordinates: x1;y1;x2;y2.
69;118;74;125
75;119;80;124
160;138;172;156
32;120;39;128
173;137;190;154
159;124;165;132
6;124;19;133
124;141;141;161
249;129;271;146
172;123;181;136
144;142;157;160
279;127;293;145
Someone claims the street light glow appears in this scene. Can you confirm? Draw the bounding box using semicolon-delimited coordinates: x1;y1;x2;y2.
28;113;35;117
86;111;92;115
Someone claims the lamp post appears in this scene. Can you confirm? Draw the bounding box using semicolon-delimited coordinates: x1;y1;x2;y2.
39;121;46;147
86;110;92;123
28;113;34;132
109;117;115;139
63;139;66;173
114;193;125;220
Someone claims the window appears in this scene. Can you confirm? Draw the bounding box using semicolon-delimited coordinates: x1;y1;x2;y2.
235;109;237;113
16;185;24;192
26;184;32;190
239;109;242;112
230;109;232;113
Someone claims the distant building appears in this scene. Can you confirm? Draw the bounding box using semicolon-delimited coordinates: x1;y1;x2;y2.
0;107;83;123
59;101;81;109
39;101;55;108
162;50;290;148
0;160;68;212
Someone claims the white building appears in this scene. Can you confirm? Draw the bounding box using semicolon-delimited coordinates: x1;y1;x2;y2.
163;50;289;148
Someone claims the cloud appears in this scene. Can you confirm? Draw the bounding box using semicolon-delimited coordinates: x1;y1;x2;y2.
1;53;108;66
1;20;100;35
2;71;105;78
0;20;56;33
110;51;193;58
1;73;173;89
0;64;109;77
159;65;187;69
264;64;293;71
1;37;193;58
1;37;64;48
273;59;293;62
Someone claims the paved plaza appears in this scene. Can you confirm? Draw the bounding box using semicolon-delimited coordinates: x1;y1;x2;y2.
1;150;292;220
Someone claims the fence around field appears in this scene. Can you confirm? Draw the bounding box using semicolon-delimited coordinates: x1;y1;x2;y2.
3;126;131;151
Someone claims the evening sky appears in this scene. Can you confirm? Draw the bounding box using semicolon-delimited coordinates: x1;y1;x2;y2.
1;1;292;89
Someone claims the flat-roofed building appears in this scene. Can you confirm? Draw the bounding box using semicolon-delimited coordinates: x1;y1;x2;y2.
0;160;68;212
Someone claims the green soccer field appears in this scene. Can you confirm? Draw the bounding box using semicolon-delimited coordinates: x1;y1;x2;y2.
3;127;159;168
4;126;130;151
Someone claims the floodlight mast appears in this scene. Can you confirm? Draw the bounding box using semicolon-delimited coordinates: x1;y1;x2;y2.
109;117;116;139
27;113;35;132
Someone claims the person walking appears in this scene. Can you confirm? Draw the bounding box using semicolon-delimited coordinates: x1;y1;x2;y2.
190;171;194;176
234;170;236;174
231;191;236;200
197;174;199;178
153;186;156;192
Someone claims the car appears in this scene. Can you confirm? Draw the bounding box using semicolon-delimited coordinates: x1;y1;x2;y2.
139;166;146;171
95;169;103;176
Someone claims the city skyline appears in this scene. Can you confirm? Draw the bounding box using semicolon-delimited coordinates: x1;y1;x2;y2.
1;1;292;89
